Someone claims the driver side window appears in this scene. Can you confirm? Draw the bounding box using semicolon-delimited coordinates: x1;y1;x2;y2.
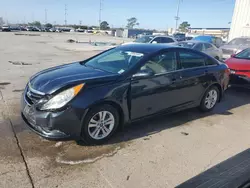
140;51;177;74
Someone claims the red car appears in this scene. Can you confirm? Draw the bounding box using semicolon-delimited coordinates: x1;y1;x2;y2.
225;48;250;86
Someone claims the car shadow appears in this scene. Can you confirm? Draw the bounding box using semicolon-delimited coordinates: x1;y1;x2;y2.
101;87;250;145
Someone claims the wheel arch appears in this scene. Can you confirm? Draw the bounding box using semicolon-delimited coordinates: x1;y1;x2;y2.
200;83;223;104
82;100;125;129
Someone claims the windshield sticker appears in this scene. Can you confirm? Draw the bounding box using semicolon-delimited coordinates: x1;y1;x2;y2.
118;69;125;74
125;51;144;57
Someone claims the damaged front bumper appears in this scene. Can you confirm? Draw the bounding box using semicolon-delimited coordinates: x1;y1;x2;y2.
21;88;83;140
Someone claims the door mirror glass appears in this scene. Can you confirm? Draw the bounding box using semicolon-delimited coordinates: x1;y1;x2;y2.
132;69;154;79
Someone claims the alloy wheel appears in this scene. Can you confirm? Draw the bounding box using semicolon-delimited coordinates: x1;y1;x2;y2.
87;111;115;140
205;89;218;109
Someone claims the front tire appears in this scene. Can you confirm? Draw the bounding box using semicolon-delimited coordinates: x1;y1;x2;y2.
81;104;119;145
200;86;220;112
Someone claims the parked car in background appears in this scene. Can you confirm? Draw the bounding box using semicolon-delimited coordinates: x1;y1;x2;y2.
49;28;56;32
21;44;229;144
25;26;40;32
173;33;186;41
41;27;51;32
178;40;223;60
1;25;11;32
123;35;177;45
185;36;193;41
76;28;85;32
220;37;250;60
193;35;223;48
225;48;250;86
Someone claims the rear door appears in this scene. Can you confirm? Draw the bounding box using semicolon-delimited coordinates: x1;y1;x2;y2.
177;49;209;104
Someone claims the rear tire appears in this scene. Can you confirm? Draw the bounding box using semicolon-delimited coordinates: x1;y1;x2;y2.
199;86;220;112
81;104;119;145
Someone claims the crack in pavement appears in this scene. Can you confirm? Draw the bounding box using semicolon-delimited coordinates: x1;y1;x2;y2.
8;119;35;188
1;89;35;188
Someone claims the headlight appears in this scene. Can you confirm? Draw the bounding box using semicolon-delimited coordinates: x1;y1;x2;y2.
40;83;84;110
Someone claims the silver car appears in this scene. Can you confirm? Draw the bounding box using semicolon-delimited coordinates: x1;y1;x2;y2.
123;35;177;45
178;40;223;60
220;37;250;59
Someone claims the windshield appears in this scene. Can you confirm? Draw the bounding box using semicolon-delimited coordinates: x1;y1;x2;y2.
84;48;144;74
178;42;195;48
228;38;250;45
235;48;250;59
134;36;154;43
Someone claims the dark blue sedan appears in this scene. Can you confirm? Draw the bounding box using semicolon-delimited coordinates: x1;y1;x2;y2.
21;44;230;144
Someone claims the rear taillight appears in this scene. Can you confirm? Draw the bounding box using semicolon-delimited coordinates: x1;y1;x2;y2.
225;68;230;75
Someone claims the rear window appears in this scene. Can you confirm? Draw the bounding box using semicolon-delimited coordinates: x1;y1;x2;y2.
179;51;206;69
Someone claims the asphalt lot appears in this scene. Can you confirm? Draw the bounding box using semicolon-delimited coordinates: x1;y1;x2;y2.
0;32;250;188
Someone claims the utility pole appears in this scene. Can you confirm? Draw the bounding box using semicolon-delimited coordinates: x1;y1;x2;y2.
45;9;47;24
64;4;67;26
32;12;34;22
175;0;182;32
99;0;103;29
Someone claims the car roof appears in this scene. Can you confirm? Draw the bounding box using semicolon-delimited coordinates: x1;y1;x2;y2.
180;40;212;44
117;43;180;53
141;35;172;38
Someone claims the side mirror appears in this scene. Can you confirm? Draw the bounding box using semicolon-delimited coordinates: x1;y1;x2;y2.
132;70;154;79
231;54;236;58
152;41;157;44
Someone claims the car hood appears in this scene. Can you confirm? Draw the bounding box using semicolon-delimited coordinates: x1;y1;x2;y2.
29;62;118;94
226;58;250;70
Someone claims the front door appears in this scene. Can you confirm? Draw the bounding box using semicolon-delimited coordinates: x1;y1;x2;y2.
130;50;183;120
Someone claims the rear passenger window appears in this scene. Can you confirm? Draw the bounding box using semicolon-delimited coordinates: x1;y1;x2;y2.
194;43;203;51
179;51;205;69
204;43;213;49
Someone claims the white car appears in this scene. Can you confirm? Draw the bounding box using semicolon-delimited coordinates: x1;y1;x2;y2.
123;35;177;45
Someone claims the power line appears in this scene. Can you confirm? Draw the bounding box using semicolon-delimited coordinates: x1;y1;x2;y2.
64;4;67;26
175;0;182;31
99;0;103;28
45;9;47;24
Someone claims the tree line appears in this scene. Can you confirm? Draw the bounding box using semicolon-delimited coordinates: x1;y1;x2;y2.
27;18;190;32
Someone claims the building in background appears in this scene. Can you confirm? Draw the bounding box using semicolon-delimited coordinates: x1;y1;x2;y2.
229;0;250;40
188;28;230;38
123;29;153;38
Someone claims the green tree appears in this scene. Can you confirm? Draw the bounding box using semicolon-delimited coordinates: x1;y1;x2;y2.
100;21;110;30
45;23;53;28
126;17;139;29
29;21;42;27
179;21;190;32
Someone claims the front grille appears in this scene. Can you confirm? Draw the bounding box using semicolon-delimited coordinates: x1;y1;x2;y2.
222;49;234;54
25;86;44;105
